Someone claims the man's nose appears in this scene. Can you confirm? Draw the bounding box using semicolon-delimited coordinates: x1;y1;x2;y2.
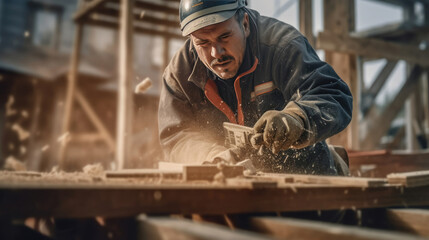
211;43;225;59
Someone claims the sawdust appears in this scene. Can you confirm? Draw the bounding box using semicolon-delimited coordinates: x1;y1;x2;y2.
41;145;49;152
11;123;30;141
82;163;105;181
135;77;152;94
6;95;17;116
57;132;70;146
4;156;27;171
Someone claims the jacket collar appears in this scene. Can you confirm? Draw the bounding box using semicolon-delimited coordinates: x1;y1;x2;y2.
187;8;261;90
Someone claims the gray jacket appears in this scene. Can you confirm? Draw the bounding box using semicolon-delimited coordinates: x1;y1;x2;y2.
158;9;352;175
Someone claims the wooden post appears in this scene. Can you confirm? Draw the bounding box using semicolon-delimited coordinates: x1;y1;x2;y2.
423;72;429;133
323;0;358;150
299;0;315;47
116;0;135;170
58;23;83;168
404;3;419;151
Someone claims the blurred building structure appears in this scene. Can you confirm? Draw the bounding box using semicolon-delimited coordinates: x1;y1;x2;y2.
0;0;429;172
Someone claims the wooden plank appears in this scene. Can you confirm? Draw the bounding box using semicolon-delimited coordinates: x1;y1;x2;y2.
106;169;182;179
317;32;429;67
95;6;180;28
5;171;42;177
74;0;112;21
58;23;83;168
256;173;387;187
85;18;183;39
138;217;274;240
1;182;429;218
349;150;429;178
134;1;178;16
158;161;186;171
74;88;116;152
386;209;429;237
362;66;423;150
249;216;426;240
323;0;357;150
116;0;134;170
299;0;314;47
225;178;278;189
183;165;244;181
387;171;429;187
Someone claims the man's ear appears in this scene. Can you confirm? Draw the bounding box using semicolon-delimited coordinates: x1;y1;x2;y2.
243;12;250;37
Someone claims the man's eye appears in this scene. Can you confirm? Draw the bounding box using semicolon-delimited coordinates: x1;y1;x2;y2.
221;35;230;40
197;42;209;47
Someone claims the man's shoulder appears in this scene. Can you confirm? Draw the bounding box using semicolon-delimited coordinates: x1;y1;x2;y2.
164;39;196;81
249;9;303;48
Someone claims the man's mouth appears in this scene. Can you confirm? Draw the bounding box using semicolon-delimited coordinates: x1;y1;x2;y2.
214;60;232;68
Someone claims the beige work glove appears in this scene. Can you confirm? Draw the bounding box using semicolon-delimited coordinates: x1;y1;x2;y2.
251;109;305;154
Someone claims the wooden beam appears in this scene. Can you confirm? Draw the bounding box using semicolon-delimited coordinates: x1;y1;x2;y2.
348;150;429;178
74;0;112;22
372;0;429;6
254;173;386;187
116;0;135;170
106;169;182;179
183;165;244;181
95;6;180;28
249;216;425;240
225;178;278;189
386;209;429;237
387;170;429;187
317;32;429;67
158;161;187;171
74;88;116;152
299;0;315;47
361;66;423;150
85;18;183;39
134;1;179;16
362;61;398;115
139;217;274;240
58;23;83;168
1;182;429;218
323;0;357;150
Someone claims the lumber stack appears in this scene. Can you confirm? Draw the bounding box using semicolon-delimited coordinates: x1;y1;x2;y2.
1;166;429;239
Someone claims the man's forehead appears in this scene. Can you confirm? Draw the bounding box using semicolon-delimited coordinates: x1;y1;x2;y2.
191;17;235;38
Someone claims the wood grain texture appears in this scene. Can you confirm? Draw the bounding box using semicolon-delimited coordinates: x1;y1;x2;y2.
1;181;429;218
386;209;429;237
250;216;426;240
106;169;182;179
255;173;386;187
387;171;429;187
183;165;244;181
139;217;274;240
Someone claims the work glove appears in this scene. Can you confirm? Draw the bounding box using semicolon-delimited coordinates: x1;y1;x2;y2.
251;109;306;154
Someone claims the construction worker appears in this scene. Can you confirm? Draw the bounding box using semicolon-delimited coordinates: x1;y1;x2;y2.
158;0;352;175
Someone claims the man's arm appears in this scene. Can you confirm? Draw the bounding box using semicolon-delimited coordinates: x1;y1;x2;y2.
281;36;352;145
158;71;234;164
254;36;353;151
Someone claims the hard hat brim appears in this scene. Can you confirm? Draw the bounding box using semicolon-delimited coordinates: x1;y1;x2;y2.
182;10;237;36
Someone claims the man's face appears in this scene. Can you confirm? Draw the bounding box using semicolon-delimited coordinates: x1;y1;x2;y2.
190;13;250;80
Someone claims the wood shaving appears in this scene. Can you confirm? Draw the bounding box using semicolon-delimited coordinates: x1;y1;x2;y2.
4;156;27;171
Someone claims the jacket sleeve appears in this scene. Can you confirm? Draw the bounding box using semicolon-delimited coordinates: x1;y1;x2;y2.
158;55;227;164
274;36;353;147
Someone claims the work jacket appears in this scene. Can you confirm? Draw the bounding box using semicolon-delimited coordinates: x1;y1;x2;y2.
158;9;353;175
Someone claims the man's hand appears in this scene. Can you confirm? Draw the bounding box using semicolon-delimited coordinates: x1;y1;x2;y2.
251;110;305;154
